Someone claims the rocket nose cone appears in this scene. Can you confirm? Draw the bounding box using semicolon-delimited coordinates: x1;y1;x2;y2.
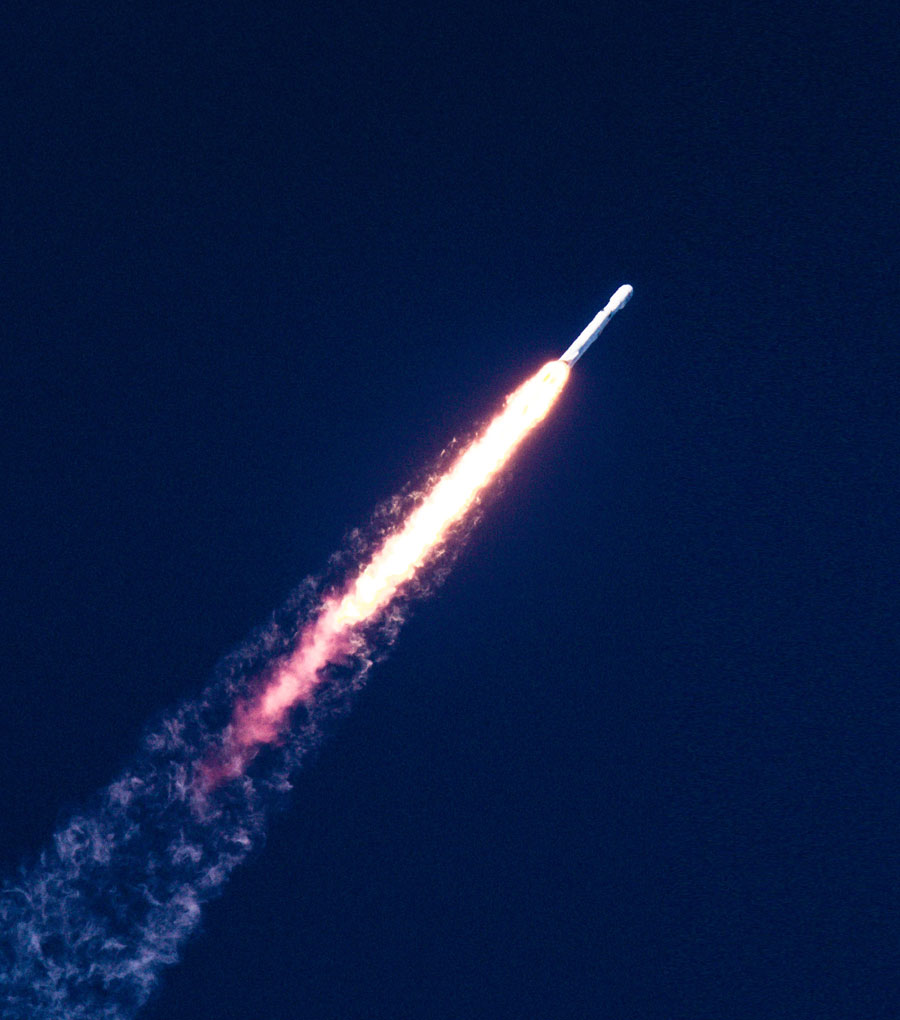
609;284;633;311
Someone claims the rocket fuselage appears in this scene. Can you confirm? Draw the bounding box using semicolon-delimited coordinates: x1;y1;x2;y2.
559;285;633;366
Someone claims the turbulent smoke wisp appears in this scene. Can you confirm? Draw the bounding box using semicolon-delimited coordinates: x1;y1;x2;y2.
0;360;569;1019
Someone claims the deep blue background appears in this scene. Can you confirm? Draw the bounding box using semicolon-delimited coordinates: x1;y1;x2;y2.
2;2;896;1017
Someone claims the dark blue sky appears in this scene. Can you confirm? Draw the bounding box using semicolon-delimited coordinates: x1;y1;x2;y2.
2;2;896;1018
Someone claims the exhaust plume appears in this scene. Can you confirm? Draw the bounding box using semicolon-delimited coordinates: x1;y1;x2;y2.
0;359;569;1019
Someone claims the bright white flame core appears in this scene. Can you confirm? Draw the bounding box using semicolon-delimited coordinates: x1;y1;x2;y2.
335;359;569;627
221;359;570;771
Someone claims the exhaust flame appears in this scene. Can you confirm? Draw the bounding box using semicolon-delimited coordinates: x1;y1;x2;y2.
216;359;569;778
1;355;571;1019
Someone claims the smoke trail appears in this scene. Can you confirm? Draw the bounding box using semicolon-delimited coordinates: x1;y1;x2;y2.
0;572;382;1020
0;361;568;1018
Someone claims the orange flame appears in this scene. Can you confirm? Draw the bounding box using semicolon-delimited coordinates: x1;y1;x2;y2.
213;359;570;779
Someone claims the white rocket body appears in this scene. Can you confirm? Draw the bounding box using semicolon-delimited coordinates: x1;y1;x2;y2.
559;285;633;366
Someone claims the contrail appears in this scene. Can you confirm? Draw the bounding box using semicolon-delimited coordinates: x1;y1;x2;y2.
0;289;631;1018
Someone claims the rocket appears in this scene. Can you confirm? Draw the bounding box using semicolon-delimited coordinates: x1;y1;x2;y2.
559;285;633;366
